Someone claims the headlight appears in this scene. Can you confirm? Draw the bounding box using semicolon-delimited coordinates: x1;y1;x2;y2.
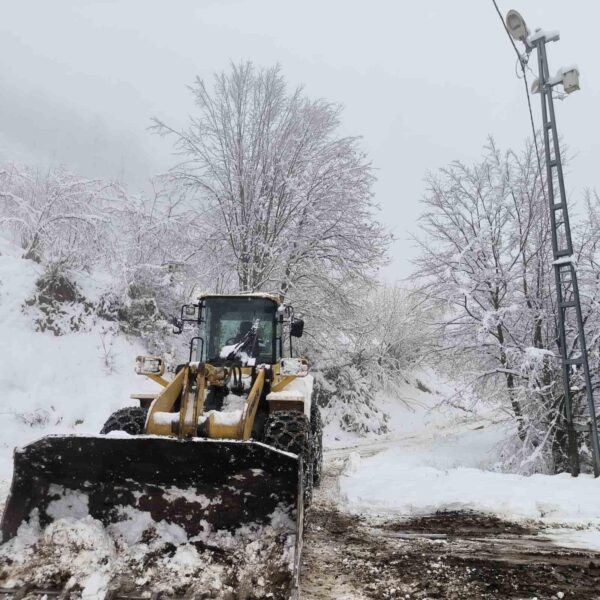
135;355;165;376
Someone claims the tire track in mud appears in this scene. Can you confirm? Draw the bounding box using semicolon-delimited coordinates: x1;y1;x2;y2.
300;456;600;600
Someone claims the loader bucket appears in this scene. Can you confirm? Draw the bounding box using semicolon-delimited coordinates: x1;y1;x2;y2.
0;434;300;543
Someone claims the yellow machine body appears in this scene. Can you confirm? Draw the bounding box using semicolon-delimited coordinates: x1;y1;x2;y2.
1;292;311;599
142;360;307;440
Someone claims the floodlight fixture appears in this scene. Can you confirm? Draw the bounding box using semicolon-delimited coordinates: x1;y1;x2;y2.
546;66;581;94
506;9;529;44
561;66;580;94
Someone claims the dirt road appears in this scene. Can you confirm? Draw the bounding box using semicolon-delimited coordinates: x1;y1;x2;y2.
300;452;600;600
301;503;600;599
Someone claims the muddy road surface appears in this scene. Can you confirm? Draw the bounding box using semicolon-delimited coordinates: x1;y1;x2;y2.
301;502;600;600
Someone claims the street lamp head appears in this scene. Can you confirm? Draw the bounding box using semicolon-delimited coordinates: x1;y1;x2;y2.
506;9;529;43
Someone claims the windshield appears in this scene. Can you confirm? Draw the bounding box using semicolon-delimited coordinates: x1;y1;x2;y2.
199;297;277;365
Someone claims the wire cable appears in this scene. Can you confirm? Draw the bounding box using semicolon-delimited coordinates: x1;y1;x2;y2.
491;0;546;200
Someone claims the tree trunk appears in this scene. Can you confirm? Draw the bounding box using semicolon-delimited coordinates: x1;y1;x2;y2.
497;325;526;441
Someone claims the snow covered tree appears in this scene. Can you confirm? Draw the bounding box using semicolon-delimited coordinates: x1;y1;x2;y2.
360;286;441;390
414;138;600;473
0;164;106;271
101;180;192;306
152;62;388;304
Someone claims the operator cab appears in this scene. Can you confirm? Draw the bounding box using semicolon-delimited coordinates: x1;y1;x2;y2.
172;292;304;366
201;295;277;365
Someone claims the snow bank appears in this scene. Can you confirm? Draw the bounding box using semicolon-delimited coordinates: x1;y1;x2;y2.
546;528;600;552
337;368;600;529
342;450;600;523
0;237;160;490
340;407;600;527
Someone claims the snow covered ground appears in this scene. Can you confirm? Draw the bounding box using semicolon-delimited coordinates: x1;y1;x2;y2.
0;236;160;497
330;374;600;549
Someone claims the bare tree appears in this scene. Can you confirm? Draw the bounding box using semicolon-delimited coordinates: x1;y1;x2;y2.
152;62;388;300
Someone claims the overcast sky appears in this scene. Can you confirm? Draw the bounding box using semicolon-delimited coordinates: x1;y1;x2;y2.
1;1;598;282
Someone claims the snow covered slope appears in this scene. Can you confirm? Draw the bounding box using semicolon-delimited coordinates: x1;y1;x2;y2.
0;236;160;495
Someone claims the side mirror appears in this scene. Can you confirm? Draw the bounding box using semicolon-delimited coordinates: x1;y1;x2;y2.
170;315;183;334
135;355;165;376
290;318;304;338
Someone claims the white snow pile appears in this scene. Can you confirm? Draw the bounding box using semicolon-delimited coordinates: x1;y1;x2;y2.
341;448;600;524
546;528;600;553
155;393;247;427
204;391;247;427
0;486;296;598
337;372;600;531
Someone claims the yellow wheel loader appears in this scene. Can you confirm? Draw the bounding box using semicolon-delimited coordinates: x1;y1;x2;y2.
0;293;323;599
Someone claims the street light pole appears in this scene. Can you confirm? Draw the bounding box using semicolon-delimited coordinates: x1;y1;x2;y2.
535;35;583;477
506;11;600;477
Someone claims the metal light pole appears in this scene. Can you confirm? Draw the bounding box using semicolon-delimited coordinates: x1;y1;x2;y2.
506;10;600;477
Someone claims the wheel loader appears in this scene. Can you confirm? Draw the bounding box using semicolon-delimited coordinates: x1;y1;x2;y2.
0;292;322;599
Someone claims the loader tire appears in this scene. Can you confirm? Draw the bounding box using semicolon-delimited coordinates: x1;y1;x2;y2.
100;406;148;435
311;402;323;487
263;411;314;506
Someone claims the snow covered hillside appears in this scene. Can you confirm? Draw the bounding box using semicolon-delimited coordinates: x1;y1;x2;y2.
0;236;160;498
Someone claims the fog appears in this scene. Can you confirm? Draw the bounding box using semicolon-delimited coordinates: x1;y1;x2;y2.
1;1;598;280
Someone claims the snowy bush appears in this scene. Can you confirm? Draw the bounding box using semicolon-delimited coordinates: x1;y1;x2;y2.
24;266;95;336
14;408;54;428
313;364;389;436
116;296;175;359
